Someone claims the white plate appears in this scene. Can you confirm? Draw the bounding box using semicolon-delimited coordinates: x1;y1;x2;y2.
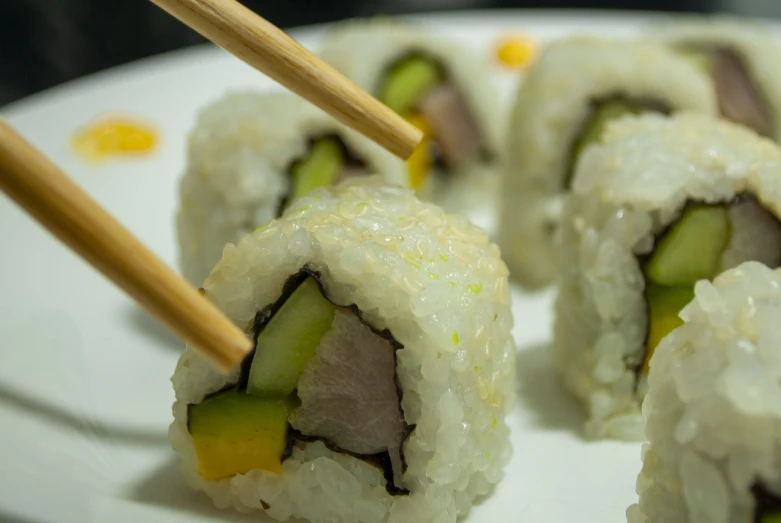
0;9;701;523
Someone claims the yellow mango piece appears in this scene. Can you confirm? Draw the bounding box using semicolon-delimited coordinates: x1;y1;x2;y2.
406;113;434;190
189;392;289;481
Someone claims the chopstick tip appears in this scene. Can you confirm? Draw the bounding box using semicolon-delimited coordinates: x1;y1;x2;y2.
210;335;254;375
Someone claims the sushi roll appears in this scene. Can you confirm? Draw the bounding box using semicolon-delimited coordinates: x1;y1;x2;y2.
645;16;781;141
498;36;718;289
628;261;781;523
176;91;407;285
168;176;515;522
554;112;781;440
318;17;503;216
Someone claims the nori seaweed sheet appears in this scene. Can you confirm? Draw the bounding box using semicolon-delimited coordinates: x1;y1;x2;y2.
379;51;494;170
192;267;415;496
276;134;366;216
564;95;671;189
632;194;781;384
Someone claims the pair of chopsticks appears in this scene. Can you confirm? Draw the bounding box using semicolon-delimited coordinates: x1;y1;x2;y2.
0;0;423;374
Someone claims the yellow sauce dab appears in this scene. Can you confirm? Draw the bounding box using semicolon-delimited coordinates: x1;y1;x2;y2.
72;116;158;162
494;35;537;69
405;113;434;190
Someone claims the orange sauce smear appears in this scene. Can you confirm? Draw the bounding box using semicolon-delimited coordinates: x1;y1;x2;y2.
72;116;158;162
494;35;537;70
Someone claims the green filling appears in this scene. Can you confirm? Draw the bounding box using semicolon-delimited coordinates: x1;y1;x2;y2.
644;205;730;287
642;284;695;372
289;138;345;204
570;101;645;167
640;204;731;373
760;513;781;523
188;391;290;479
247;277;337;397
189;276;338;481
379;55;444;114
675;47;714;75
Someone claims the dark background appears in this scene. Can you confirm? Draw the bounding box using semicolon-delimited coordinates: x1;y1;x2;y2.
0;0;774;107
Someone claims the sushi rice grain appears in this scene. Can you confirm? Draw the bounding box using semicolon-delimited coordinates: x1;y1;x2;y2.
318;17;504;215
169;176;515;523
554;112;781;440
644;14;781;142
499;36;718;289
176;91;407;286
629;261;781;523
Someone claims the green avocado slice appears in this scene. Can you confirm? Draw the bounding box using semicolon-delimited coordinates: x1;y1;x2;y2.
189;391;290;480
570;101;645;167
644;204;731;287
675;47;714;75
288;138;345;204
379;55;444;115
641;284;695;373
247;277;336;397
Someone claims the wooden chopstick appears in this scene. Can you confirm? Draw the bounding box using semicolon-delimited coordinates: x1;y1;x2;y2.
148;0;423;160
0;118;252;374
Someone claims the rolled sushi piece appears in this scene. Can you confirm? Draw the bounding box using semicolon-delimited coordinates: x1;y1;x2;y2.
498;36;718;289
645;15;781;141
169;176;515;523
628;261;781;523
176;91;407;285
318;17;503;215
554;112;781;440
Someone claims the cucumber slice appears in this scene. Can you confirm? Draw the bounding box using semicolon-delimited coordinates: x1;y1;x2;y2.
644;205;730;286
379;55;444;115
189;391;290;480
571;101;644;166
247;278;336;397
641;284;695;374
288;138;345;204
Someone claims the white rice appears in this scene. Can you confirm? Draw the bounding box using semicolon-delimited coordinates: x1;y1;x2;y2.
318;16;504;214
169;176;515;523
176;90;407;286
499;36;718;289
554;112;781;440
628;261;781;523
644;14;781;142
